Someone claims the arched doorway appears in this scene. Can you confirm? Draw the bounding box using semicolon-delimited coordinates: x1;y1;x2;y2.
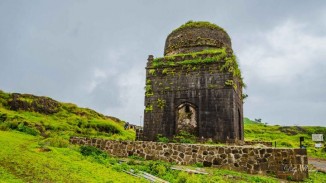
175;103;198;135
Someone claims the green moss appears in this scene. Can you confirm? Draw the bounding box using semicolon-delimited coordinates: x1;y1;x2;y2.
156;99;166;109
220;54;241;78
171;20;228;36
145;105;153;113
192;66;198;71
153;48;227;65
146;79;151;85
208;84;219;89
162;68;169;75
144;85;153;97
225;80;237;90
152;50;227;68
149;69;156;76
151;47;246;92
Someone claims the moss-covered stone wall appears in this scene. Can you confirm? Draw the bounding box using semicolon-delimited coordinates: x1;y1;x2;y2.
143;50;243;142
143;21;244;143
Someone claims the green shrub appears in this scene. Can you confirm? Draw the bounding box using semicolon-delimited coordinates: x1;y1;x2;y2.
112;163;129;172
0;113;7;122
43;136;69;148
193;162;204;168
7;121;19;130
0;124;9;131
147;161;171;176
157;134;169;143
17;123;39;136
89;120;122;134
128;155;145;161
176;172;188;183
80;145;105;157
173;131;196;144
279;141;293;147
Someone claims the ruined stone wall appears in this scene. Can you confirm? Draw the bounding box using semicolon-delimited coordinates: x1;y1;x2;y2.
143;53;243;142
70;137;308;181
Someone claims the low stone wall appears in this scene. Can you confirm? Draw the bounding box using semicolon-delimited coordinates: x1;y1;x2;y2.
70;137;308;181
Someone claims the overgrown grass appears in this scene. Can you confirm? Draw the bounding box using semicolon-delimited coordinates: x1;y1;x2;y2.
244;118;326;159
0;131;145;182
77;143;283;183
0;166;23;183
152;48;227;67
2;130;326;182
0;90;135;141
1;89;326;182
151;48;245;88
171;20;229;36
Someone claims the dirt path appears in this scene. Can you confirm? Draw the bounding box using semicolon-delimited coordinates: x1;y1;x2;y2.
309;158;326;173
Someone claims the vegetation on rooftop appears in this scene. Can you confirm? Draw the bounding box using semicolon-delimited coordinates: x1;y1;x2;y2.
171;20;229;36
150;48;245;89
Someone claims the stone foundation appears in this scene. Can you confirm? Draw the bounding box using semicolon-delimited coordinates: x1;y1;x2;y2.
70;137;308;181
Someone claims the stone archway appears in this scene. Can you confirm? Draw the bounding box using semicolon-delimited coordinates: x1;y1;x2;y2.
175;103;198;135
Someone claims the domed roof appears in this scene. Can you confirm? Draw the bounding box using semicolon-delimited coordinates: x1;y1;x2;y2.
164;21;232;56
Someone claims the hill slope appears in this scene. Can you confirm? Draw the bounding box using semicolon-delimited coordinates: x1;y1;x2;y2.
244;118;326;159
0;90;325;182
0;131;146;182
0;90;135;144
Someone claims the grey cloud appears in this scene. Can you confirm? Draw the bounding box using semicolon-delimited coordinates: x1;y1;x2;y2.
0;0;325;126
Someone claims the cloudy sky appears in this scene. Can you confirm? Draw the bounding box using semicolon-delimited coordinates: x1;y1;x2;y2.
0;0;325;126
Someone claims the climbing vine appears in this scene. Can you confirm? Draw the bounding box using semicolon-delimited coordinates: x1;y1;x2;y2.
156;99;166;109
146;79;151;85
145;85;153;97
149;69;156;76
242;94;248;101
145;104;153;113
225;80;237;90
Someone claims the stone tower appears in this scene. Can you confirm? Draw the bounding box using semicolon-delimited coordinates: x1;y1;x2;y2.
143;21;244;142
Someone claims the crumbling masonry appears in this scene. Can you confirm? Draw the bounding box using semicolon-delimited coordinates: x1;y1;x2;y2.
143;21;244;142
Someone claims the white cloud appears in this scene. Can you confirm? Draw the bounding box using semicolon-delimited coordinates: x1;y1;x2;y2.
241;20;326;85
240;19;326;125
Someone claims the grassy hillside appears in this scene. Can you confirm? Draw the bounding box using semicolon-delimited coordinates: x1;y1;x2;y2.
0;90;325;182
0;131;146;183
244;118;326;159
0;90;135;145
1;130;325;182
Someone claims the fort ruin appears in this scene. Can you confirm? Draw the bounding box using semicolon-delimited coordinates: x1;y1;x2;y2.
69;22;309;181
143;21;244;142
